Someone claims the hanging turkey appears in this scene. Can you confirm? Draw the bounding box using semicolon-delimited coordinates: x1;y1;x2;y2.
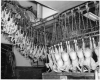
68;40;81;72
54;44;65;72
61;41;72;72
74;39;85;72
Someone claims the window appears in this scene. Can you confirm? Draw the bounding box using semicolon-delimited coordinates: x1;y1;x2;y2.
42;6;57;19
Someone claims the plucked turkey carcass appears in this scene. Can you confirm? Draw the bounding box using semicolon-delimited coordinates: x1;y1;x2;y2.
32;45;38;58
89;37;98;71
67;41;81;72
92;37;100;67
46;46;61;72
47;53;54;71
54;44;64;72
42;47;47;60
39;46;45;60
19;36;29;51
10;28;23;46
6;17;17;34
32;46;38;61
50;47;60;72
74;39;85;72
26;41;32;52
61;41;72;72
34;46;42;61
82;38;91;72
21;41;31;52
51;49;58;72
1;9;10;30
28;42;34;55
19;38;31;57
29;42;34;58
45;63;49;69
10;30;20;45
39;46;44;60
82;37;97;72
1;9;17;34
18;35;27;51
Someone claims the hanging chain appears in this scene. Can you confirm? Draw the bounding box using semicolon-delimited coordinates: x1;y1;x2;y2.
29;28;31;41
31;27;32;42
66;12;69;38
62;13;66;41
74;8;78;34
71;9;74;32
32;27;34;41
31;27;33;45
52;24;54;44
64;12;67;32
77;7;80;31
88;7;93;32
94;1;99;30
30;26;32;42
85;3;89;31
52;18;57;44
54;19;57;43
81;9;85;34
59;15;62;41
86;3;94;35
43;22;47;48
64;13;68;40
60;15;63;41
67;12;70;38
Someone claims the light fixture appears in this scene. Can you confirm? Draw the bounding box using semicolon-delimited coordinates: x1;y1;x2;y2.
84;12;99;21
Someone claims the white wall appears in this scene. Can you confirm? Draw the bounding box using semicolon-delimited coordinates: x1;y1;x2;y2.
12;47;44;67
42;7;57;18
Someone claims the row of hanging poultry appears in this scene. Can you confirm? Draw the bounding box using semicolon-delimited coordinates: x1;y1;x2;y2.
46;36;100;72
1;2;47;63
45;1;100;73
1;1;100;71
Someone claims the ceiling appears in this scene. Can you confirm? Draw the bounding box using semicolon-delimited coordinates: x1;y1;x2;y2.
37;1;86;13
17;1;86;13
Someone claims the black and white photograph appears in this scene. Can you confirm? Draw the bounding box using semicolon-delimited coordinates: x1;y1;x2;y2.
1;0;100;79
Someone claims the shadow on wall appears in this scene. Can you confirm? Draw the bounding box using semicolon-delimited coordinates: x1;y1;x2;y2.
12;47;45;67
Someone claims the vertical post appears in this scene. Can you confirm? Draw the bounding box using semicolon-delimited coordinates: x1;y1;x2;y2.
54;17;57;44
54;19;57;44
43;20;47;67
71;9;74;32
37;30;38;45
64;12;67;39
37;3;43;20
67;12;70;38
94;1;99;30
85;3;89;31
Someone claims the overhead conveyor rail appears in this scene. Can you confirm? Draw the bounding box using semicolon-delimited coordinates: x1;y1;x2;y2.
32;1;99;29
1;1;99;72
32;1;99;46
32;13;58;29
